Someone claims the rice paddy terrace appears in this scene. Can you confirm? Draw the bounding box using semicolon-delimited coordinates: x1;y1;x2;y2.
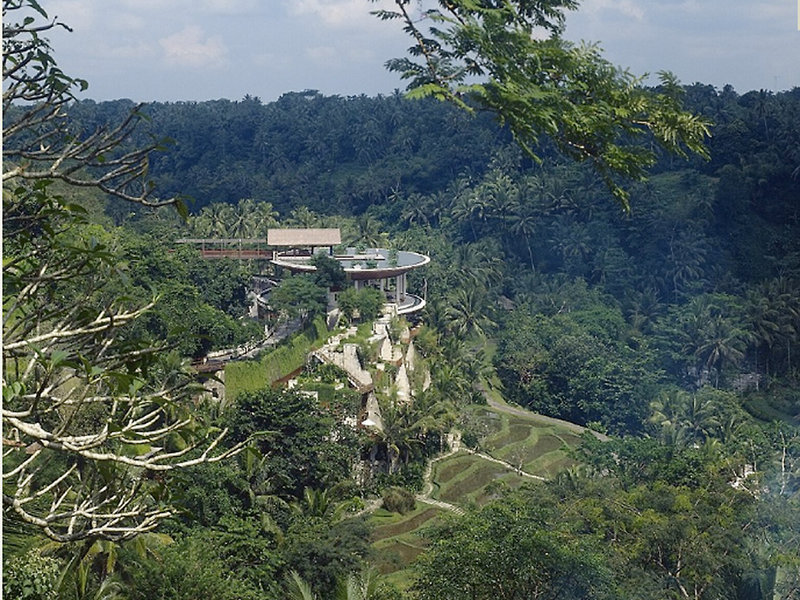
370;399;589;588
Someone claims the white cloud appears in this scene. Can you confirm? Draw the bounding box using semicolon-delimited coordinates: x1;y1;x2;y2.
108;12;146;31
159;25;228;69
198;0;261;14
306;45;339;63
579;0;645;21
47;0;96;31
118;0;172;10
288;0;397;29
107;41;156;60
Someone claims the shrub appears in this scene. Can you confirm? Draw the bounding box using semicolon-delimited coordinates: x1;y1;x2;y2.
382;487;417;514
3;549;61;600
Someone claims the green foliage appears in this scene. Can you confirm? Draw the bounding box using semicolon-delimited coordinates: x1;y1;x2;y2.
496;304;661;433
121;531;266;600
338;286;386;323
311;253;347;289
8;1;800;593
307;361;350;384
170;462;253;527
225;387;359;498
224;316;331;401
378;0;710;208
414;436;794;600
413;495;615;600
2;0;274;547
3;549;62;600
270;274;328;322
381;487;416;515
283;517;372;599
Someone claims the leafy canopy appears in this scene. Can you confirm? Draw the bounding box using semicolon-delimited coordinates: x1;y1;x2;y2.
374;0;711;208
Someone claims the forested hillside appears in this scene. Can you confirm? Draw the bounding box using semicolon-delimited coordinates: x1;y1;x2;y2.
4;0;800;597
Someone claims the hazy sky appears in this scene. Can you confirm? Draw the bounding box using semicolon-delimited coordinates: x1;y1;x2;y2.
40;0;800;103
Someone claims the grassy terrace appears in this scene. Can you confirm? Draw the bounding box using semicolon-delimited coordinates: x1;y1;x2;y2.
224;316;331;402
369;400;584;587
370;505;443;588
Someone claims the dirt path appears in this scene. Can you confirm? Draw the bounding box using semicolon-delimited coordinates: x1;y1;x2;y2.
355;384;607;519
478;383;610;442
354;443;465;517
415;436;464;514
460;447;546;481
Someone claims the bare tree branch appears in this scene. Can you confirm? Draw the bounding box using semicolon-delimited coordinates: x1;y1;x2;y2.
3;0;246;542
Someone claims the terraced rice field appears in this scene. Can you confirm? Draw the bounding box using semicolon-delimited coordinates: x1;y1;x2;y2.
369;400;586;587
370;505;442;587
434;453;524;505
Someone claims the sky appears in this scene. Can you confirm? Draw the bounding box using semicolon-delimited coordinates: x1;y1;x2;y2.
36;0;800;103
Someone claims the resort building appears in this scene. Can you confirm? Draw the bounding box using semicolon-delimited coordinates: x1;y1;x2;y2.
267;228;430;315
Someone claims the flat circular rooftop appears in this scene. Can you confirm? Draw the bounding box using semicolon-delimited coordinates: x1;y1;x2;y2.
272;247;430;280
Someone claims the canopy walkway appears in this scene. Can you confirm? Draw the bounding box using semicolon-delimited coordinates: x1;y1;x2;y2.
175;238;272;260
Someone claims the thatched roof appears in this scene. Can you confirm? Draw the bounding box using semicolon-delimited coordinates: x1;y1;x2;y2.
267;228;341;247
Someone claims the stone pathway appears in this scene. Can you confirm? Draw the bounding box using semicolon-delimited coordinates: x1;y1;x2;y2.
312;326;374;392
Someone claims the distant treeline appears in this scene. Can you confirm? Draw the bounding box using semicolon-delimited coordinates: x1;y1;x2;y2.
67;91;512;216
64;86;799;224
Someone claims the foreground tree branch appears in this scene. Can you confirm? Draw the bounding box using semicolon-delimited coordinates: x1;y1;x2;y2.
374;0;711;209
3;0;245;542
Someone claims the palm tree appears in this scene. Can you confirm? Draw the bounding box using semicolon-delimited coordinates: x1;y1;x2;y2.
549;214;591;272
239;198;279;238
374;399;426;473
683;392;722;442
481;171;519;240
764;277;800;376
665;229;709;301
286;571;317;600
290;487;345;521
400;193;431;228
695;315;750;387
624;287;664;337
285;567;382;600
649;388;720;444
227;201;251;240
443;287;496;339
188;210;213;237
450;243;503;289
192;202;233;238
350;214;387;248
509;204;537;271
430;361;473;405
373;394;455;473
746;286;781;378
289;206;320;228
336;567;380;600
648;388;692;445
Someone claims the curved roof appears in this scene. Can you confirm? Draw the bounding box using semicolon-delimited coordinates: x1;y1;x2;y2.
271;248;430;280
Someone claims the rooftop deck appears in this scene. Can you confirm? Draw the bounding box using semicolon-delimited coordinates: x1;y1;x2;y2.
272;247;430;279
